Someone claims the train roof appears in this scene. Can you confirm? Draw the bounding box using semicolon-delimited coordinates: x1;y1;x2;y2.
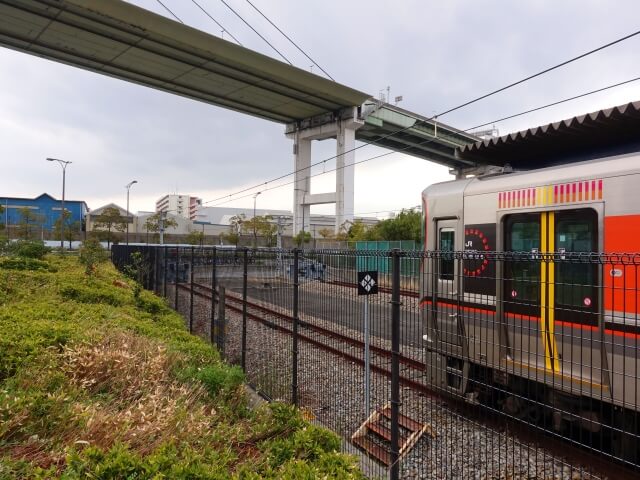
456;101;640;170
423;151;640;198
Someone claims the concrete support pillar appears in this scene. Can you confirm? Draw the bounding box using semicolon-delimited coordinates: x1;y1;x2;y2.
293;132;311;234
335;119;356;233
287;107;362;236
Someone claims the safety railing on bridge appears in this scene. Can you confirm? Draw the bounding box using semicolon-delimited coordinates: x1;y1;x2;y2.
112;245;640;479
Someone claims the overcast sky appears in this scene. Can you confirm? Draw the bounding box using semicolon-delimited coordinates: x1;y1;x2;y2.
2;0;640;217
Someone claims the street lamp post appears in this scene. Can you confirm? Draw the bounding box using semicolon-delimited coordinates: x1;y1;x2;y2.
252;192;261;248
125;180;138;245
46;158;71;251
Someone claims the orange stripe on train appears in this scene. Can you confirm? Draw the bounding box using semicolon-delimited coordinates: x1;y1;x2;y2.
498;179;604;209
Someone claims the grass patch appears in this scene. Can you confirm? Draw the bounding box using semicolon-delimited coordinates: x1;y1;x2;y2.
0;255;363;479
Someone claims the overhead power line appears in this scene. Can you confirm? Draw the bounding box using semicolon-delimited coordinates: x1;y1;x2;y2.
218;0;292;64
201;27;640;207
191;0;243;45
155;0;183;23
202;49;640;209
438;28;640;118
203;74;640;208
244;0;334;80
467;75;640;131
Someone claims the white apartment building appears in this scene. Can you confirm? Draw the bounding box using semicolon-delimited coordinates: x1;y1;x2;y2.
155;194;202;220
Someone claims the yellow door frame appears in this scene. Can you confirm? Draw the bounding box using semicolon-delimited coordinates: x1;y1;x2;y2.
540;211;560;372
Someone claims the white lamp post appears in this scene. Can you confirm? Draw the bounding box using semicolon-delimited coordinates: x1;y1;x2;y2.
46;158;71;251
125;180;138;245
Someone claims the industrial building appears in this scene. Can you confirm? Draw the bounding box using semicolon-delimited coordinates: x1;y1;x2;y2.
0;193;88;232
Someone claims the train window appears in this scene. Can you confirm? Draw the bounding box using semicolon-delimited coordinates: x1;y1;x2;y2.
506;217;540;304
510;221;540;252
439;229;455;280
555;209;598;309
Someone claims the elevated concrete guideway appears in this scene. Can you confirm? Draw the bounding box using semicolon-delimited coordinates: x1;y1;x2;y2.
0;0;369;122
0;0;479;232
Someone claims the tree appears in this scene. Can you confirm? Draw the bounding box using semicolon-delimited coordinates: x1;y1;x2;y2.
78;237;108;275
53;211;81;247
221;231;239;247
229;214;245;234
93;207;127;249
16;207;44;240
318;228;334;239
222;214;245;246
368;209;421;242
335;220;375;242
242;215;277;247
186;230;205;246
68;221;82;248
143;212;178;244
53;210;70;242
293;230;311;247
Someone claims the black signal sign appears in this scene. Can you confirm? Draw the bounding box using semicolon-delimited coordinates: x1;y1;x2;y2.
357;271;378;295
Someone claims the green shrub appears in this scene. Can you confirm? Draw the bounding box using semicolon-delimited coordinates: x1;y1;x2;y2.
0;257;53;272
60;285;123;306
267;424;341;466
78;238;108;275
194;364;244;397
64;443;232;479
11;241;50;259
134;292;167;314
0;257;364;478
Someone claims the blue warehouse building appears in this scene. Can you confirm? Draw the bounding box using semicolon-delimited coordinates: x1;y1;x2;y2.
1;193;89;231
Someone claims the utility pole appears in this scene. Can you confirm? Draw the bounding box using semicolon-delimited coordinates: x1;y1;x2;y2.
276;216;284;274
252;192;261;249
125;180;138;245
46;157;71;251
159;210;165;245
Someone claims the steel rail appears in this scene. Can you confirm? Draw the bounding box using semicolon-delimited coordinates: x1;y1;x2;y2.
191;281;426;372
176;281;638;479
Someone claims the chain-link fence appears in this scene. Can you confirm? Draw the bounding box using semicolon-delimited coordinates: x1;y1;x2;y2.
112;245;640;480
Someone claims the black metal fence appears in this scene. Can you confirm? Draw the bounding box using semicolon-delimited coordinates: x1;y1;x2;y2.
112;245;640;479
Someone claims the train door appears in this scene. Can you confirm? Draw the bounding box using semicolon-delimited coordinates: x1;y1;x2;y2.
503;209;602;388
435;220;460;347
504;214;545;375
433;219;470;393
552;209;603;390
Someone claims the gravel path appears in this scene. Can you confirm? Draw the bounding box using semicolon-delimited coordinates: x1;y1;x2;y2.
165;282;608;480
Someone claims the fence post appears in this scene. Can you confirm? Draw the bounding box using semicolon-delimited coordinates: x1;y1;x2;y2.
217;286;226;357
189;246;195;333
174;247;180;310
152;247;157;293
163;245;168;299
210;246;217;345
390;248;402;480
292;248;300;406
241;247;248;371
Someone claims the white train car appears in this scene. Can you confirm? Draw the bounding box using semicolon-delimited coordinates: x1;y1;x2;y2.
421;152;640;458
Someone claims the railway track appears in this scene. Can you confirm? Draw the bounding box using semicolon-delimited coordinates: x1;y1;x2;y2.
185;282;430;394
175;281;637;479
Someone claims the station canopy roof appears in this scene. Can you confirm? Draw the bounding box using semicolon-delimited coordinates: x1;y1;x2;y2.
0;0;370;123
457;101;640;170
